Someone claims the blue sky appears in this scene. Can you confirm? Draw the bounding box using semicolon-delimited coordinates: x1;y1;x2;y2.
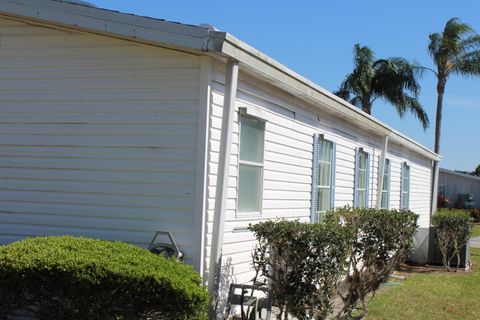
93;0;480;171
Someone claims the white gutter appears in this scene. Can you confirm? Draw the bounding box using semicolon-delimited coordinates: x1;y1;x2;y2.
207;59;239;316
376;136;389;209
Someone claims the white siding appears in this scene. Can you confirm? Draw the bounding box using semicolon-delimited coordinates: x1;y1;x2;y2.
205;60;433;285
0;18;202;264
439;170;480;209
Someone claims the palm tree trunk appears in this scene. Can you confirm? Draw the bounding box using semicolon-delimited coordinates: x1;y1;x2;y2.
362;100;372;115
434;79;445;154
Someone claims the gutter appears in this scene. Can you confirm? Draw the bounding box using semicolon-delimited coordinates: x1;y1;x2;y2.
207;60;239;317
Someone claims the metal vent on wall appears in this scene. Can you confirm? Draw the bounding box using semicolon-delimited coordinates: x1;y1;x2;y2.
148;231;183;260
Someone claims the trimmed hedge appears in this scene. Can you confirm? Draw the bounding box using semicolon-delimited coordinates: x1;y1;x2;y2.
432;209;473;271
470;208;480;223
326;207;418;319
249;219;351;319
0;236;208;320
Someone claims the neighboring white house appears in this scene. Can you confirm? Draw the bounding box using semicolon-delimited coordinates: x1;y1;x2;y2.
439;168;480;208
0;0;441;309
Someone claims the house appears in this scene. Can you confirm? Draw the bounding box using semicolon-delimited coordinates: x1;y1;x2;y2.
0;0;441;309
438;168;480;208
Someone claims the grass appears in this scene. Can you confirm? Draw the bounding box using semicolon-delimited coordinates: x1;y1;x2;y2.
471;224;480;238
366;247;480;320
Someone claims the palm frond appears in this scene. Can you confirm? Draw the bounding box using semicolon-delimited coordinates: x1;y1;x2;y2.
349;96;363;109
428;33;443;64
379;93;429;130
454;50;480;76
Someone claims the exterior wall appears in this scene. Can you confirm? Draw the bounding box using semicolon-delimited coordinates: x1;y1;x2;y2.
0;18;203;265
439;170;480;208
205;60;434;288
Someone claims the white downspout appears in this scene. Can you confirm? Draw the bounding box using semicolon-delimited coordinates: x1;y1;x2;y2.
376;136;389;209
431;161;440;217
207;59;239;317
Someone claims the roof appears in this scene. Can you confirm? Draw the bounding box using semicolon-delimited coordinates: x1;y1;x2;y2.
0;0;441;162
440;168;480;182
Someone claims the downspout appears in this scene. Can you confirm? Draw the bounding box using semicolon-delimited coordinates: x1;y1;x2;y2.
428;160;440;264
431;161;440;218
376;136;389;209
207;59;239;317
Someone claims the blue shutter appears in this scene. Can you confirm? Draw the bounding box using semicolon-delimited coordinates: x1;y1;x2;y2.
365;152;370;208
330;142;336;210
311;134;319;223
354;148;359;208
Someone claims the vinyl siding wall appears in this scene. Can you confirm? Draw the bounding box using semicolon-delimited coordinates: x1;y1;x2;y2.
0;17;202;265
439;170;480;209
205;60;433;287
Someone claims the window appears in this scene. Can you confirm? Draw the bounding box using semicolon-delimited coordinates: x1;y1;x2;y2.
311;135;335;223
400;162;410;210
380;159;391;209
354;149;370;208
438;185;447;197
238;115;265;214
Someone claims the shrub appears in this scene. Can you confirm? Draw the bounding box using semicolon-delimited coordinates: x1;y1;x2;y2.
325;207;418;320
432;209;473;271
437;195;451;208
249;219;351;319
0;236;208;320
470;208;480;223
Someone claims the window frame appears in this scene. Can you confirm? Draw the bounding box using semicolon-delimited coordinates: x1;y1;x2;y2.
311;134;336;223
354;148;370;208
400;162;410;210
379;158;391;209
236;114;265;217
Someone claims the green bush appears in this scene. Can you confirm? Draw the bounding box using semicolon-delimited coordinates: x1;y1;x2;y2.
432;209;473;271
249;219;351;319
325;207;418;319
0;236;208;320
470;208;480;223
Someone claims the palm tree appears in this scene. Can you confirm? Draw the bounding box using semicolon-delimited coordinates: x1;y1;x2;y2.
427;18;480;154
335;44;429;129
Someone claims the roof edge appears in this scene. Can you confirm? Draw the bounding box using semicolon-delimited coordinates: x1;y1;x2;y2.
440;168;480;181
0;0;226;53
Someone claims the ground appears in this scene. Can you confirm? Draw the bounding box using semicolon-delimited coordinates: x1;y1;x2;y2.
471;224;480;238
366;234;480;320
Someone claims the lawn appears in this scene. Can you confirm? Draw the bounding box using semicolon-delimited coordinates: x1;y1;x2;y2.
366;247;480;320
471;224;480;238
